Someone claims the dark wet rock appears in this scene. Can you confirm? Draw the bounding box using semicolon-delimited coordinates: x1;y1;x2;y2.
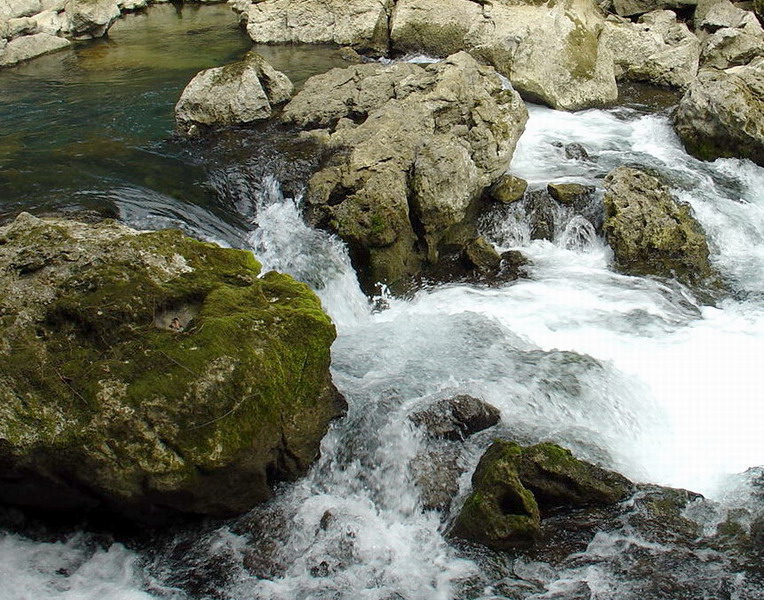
547;183;596;207
564;143;590;161
451;441;631;550
410;394;501;441
175;52;293;136
674;58;764;167
488;175;528;205
0;213;345;525
603;166;717;288
283;52;527;292
527;190;557;242
463;238;502;272
410;444;464;511
516;443;632;515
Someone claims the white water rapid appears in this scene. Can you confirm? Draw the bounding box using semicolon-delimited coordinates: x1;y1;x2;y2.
3;102;764;599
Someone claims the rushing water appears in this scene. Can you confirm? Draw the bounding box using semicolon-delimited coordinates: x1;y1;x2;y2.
2;8;764;599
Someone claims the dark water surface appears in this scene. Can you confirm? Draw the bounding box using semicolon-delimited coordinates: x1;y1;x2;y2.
0;4;346;229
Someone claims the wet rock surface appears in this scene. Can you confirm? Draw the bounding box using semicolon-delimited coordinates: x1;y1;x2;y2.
451;441;632;550
410;394;501;441
603;166;717;287
283;52;528;291
0;213;345;524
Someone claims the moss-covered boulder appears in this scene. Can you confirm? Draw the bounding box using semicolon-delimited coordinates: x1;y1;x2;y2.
0;213;345;524
450;440;631;550
603;166;717;288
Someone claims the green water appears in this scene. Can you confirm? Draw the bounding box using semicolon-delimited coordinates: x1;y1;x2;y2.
0;4;348;228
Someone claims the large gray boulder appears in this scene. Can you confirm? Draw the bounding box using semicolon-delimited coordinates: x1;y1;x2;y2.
674;58;764;167
175;51;293;136
390;0;618;111
0;213;345;524
603;167;716;287
696;0;764;69
236;0;392;57
283;52;528;289
601;10;700;89
0;30;69;66
64;0;120;39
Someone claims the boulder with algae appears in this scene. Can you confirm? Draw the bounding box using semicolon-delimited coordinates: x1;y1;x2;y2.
0;213;345;524
451;440;631;549
603;166;718;290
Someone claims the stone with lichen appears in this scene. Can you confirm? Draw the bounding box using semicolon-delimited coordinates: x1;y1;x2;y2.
0;213;344;524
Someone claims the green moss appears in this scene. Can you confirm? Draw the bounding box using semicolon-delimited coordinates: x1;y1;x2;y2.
0;217;341;520
565;20;598;81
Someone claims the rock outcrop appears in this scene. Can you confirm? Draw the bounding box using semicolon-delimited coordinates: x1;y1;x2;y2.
696;0;764;70
610;0;697;17
389;0;618;111
450;440;631;549
175;51;293;136
283;52;528;290
674;57;764;166
235;0;392;57
0;213;345;524
601;10;700;89
603;166;716;286
0;0;122;68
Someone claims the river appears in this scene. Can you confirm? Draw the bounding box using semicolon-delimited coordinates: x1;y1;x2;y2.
1;5;763;600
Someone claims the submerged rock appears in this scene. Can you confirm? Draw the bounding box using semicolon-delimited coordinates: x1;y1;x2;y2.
283;52;528;291
451;440;631;550
236;0;391;57
0;213;345;524
175;51;293;136
673;58;764;166
390;0;617;111
603;166;717;287
601;10;700;89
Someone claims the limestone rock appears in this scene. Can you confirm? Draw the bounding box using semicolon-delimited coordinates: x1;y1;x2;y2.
601;10;700;89
612;0;697;17
0;31;69;66
409;394;500;441
390;0;618;111
450;440;630;550
283;52;528;290
696;0;764;69
603;166;716;286
548;182;595;206
238;0;391;57
462;237;502;272
488;175;527;204
0;0;43;20
64;0;120;39
175;51;293;135
674;58;764;166
0;213;345;523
